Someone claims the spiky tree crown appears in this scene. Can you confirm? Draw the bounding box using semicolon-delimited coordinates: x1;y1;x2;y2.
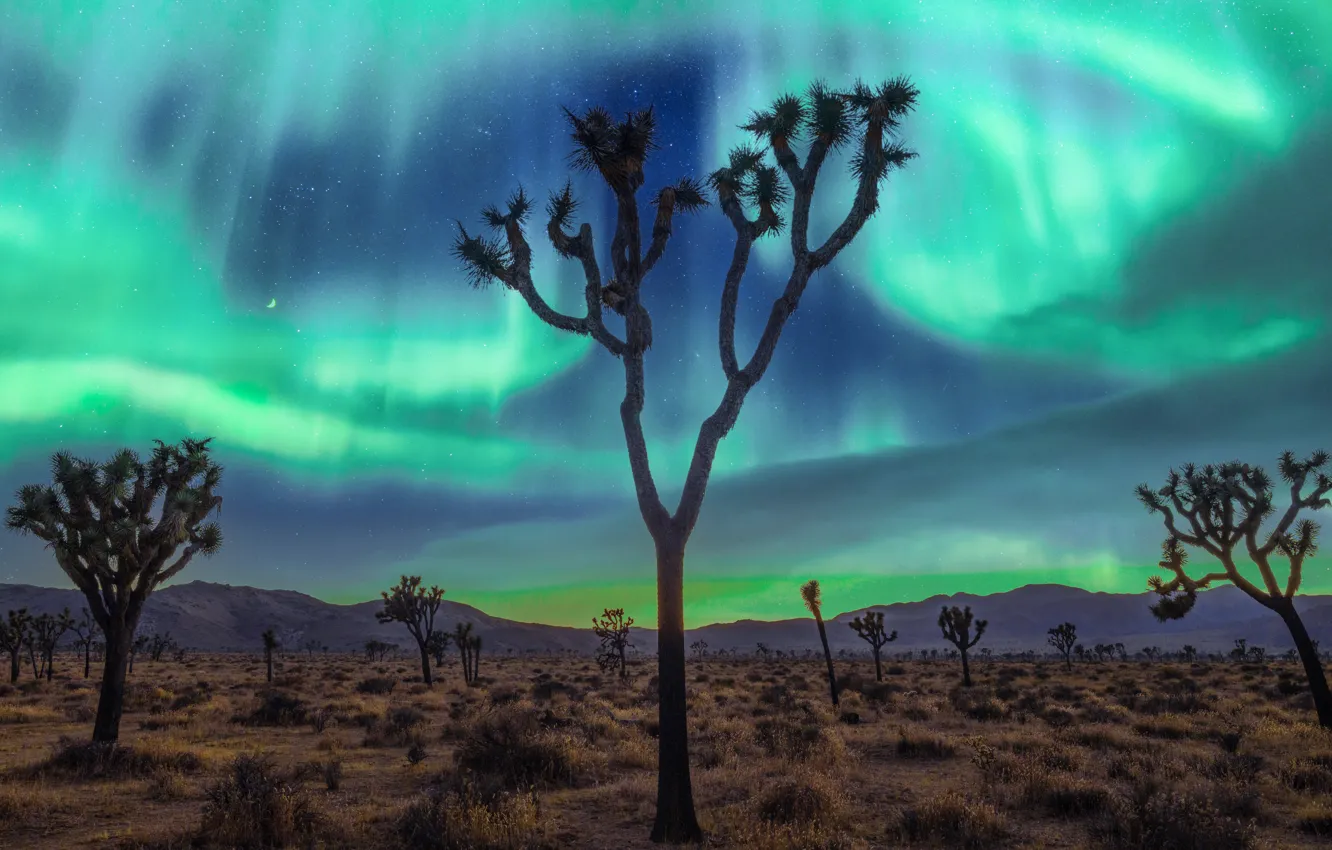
800;579;823;616
261;628;278;651
1135;451;1329;621
939;605;987;650
849;610;898;648
5;439;224;631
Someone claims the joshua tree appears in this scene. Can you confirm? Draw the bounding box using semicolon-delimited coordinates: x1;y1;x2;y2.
128;633;149;674
31;609;74;681
1136;451;1332;727
425;631;451;667
1182;644;1198;663
148;631;177;662
801;580;839;707
938;605;987;687
1047;622;1078;671
689;640;709;661
4;438;224;743
70;608;100;679
1074;643;1086;663
592;607;635;678
261;628;278;683
454;622;481;685
1248;645;1267;664
0;609;31;684
301;639;322;658
376;575;446;687
1114;643;1128;662
1230;638;1249;662
1141;646;1163;663
452;76;919;841
848;610;898;682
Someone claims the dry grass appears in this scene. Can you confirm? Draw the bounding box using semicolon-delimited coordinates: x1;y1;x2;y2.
0;652;1330;848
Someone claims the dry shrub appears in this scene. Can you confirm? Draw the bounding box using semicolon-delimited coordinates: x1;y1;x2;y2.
752;704;845;764
891;790;1008;849
1296;802;1332;837
895;726;955;759
1095;779;1256;850
753;770;844;826
0;704;63;724
237;690;308;727
199;753;322;849
356;676;397;695
392;785;545;850
1277;753;1332;794
36;737;203;780
454;701;587;789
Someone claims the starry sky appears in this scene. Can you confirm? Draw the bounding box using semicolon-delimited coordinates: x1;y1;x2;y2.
1;1;1330;628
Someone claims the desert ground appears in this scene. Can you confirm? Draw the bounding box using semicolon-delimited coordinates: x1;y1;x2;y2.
0;650;1330;849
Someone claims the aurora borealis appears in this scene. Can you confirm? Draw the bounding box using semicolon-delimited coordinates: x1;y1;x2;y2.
1;1;1329;627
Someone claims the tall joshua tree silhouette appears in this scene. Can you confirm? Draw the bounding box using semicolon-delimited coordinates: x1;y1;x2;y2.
1047;622;1078;672
261;628;278;683
1135;451;1332;727
849;610;898;682
5;438;223;743
452;77;918;842
939;605;986;687
802;580;839;707
376;575;446;687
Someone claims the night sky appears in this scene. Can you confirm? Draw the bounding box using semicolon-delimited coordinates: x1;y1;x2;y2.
1;1;1329;628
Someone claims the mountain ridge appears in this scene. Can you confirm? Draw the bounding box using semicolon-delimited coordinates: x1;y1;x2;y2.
0;580;1327;655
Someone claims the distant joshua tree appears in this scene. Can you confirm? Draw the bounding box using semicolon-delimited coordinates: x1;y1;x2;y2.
801;580;838;707
129;634;149;674
261;628;278;683
938;605;987;687
1231;638;1249;663
425;631;451;668
70;608;100;679
592;608;635;678
4;438;224;743
1248;645;1266;664
1135;450;1331;728
755;642;771;661
454;622;481;685
1141;646;1162;663
452;74;920;843
0;608;32;684
31;609;73;681
1047;622;1078;671
148;631;177;662
689;640;709;662
376;575;446;687
848;610;898;682
1181;644;1198;663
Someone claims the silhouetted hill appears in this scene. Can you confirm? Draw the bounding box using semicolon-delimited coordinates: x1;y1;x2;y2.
0;581;1326;655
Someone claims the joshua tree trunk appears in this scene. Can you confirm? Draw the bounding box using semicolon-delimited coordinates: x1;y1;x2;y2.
84;643;91;679
961;649;972;688
8;650;19;684
813;612;839;707
265;649;273;683
417;642;433;687
872;646;883;682
94;627;133;743
1275;597;1332;728
44;650;54;682
651;537;699;844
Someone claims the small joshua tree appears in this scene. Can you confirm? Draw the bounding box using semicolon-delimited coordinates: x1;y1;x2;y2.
376;575;446;687
1248;645;1266;664
129;634;149;674
592;607;635;678
689;640;709;661
148;631;177;662
848;610;898;682
938;605;986;687
452;76;919;843
801;580;839;707
261;628;278;683
1047;622;1078;671
755;642;771;661
1141;646;1163;663
454;622;481;685
1136;451;1331;727
70;608;100;679
0;609;31;684
1182;644;1198;663
31;608;73;681
5;438;224;742
425;631;451;667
